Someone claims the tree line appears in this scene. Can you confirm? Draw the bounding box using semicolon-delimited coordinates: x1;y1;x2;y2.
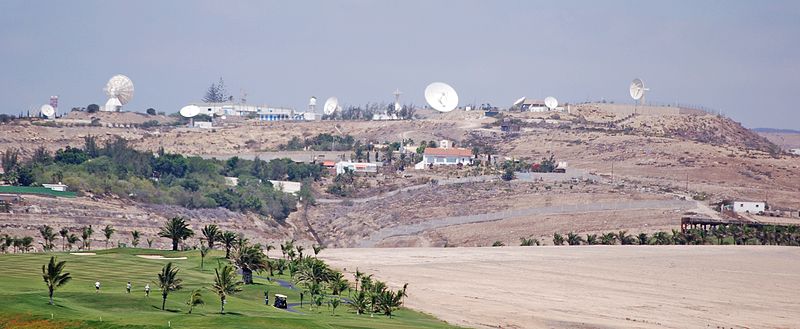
40;217;407;318
1;136;323;220
540;224;800;246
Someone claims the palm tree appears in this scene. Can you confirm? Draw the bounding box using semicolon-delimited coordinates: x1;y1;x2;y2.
131;230;141;248
328;271;350;296
312;244;325;256
20;236;33;252
653;231;671;245
102;225;115;249
349;290;369;315
39;225;57;251
231;243;268;284
158;217;194;251
618;230;635;245
220;231;237;258
199;243;210;270
42;256;71;305
600;232;617;245
329;297;341;315
211;265;243;314
58;228;69;251
201;224;220;250
66;234;79;251
671;229;685;245
295;245;305;259
265;244;275;258
186;289;204;314
566;232;583;245
376;287;405;318
552;233;565;246
637;233;649;245
520;237;539;246
712;225;728;245
586;234;599;245
156;262;183;310
81;225;93;250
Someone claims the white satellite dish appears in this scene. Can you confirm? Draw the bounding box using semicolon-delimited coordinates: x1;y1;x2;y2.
309;96;317;106
629;78;649;102
323;97;339;116
544;96;558;110
103;75;134;111
424;82;459;112
179;105;200;118
513;97;526;107
40;104;55;118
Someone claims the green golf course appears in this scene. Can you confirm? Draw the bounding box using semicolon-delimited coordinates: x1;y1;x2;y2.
0;248;457;329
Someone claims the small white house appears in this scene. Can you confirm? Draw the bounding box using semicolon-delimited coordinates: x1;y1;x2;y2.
732;201;766;214
224;177;239;187
790;148;800;155
42;183;68;192
414;145;473;169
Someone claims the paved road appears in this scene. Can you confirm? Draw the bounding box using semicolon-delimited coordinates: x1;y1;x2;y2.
357;199;695;247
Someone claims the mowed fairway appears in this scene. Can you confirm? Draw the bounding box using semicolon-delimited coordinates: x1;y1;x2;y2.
321;246;800;329
0;248;458;329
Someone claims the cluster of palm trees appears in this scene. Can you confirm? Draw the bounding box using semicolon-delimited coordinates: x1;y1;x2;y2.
548;224;800;246
349;269;407;318
3;224;146;254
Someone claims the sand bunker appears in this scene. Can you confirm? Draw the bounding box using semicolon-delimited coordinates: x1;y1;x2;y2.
69;252;96;256
136;255;187;260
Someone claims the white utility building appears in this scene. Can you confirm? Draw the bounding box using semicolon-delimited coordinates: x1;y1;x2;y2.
732;201;766;214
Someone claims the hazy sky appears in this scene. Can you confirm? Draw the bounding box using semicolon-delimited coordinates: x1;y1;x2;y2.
1;1;798;128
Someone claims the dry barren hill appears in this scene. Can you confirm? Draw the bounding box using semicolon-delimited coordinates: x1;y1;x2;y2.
0;106;797;248
320;246;800;329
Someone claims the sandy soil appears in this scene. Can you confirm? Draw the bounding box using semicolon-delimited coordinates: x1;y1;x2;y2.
321;246;800;329
68;252;96;256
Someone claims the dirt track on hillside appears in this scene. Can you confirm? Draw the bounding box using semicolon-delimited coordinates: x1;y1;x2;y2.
321;246;800;329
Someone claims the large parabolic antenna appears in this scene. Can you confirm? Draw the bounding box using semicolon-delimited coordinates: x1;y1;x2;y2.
513;97;526;107
180;105;200;118
40;104;55;118
424;82;459;112
629;78;649;102
323;97;339;116
104;75;134;112
544;96;558;110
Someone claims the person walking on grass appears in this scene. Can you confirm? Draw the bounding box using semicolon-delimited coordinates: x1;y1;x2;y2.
95;281;101;293
145;284;150;297
126;281;131;294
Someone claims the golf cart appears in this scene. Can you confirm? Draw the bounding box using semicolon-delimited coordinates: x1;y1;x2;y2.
274;294;287;309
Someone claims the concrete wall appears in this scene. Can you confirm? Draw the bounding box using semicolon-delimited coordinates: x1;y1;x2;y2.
587;103;707;116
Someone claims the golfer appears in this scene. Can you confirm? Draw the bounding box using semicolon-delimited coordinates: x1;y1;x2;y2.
145;284;151;297
95;281;101;293
126;281;131;294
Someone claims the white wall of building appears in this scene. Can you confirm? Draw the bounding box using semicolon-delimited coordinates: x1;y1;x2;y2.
732;201;766;214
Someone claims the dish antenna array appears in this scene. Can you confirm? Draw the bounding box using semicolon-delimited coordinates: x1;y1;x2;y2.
103;75;134;112
179;105;200;118
323;97;339;116
629;78;649;104
544;96;558;111
40;104;55;118
424;82;459;112
513;97;526;107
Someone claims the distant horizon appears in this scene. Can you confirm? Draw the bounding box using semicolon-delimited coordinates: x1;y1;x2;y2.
1;1;798;129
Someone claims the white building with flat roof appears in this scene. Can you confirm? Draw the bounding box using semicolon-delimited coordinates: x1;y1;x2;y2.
732;201;766;214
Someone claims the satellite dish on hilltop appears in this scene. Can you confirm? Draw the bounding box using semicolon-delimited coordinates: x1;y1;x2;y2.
323;97;339;116
629;78;649;103
40;104;55;118
424;82;459;112
513;97;526;107
180;105;200;118
544;96;558;111
104;75;134;112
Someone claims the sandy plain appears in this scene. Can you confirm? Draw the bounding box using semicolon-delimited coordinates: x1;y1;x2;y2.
321;246;800;329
